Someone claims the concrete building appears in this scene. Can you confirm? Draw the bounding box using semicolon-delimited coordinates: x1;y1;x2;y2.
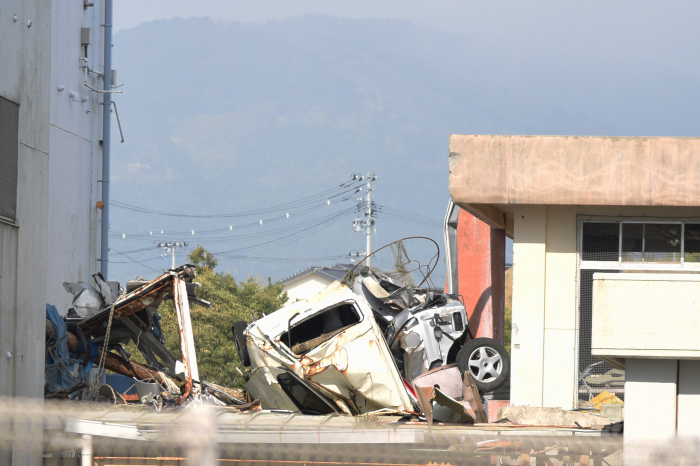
448;135;700;440
0;1;112;398
281;263;354;303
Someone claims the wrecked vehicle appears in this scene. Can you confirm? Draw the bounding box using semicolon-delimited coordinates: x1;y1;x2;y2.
235;237;509;415
242;282;414;414
45;265;251;409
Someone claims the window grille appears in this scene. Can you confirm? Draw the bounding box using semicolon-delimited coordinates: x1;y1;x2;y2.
577;269;622;402
578;216;700;403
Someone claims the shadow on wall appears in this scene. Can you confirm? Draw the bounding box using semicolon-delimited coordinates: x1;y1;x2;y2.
469;286;491;337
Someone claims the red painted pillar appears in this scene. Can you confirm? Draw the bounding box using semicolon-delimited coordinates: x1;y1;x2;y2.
455;211;505;342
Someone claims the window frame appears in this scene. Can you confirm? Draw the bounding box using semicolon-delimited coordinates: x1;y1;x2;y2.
280;300;364;356
579;217;700;271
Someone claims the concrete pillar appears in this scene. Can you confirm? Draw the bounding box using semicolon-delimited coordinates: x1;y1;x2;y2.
677;360;700;436
510;206;547;407
455;210;505;341
624;358;678;464
625;359;677;439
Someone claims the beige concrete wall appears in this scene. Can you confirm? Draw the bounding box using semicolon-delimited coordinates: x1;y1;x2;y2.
510;206;547;407
624;359;677;440
449;135;700;208
511;205;578;409
593;273;700;359
542;207;578;409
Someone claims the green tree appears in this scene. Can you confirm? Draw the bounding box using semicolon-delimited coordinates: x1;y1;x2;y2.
187;245;218;271
157;249;286;388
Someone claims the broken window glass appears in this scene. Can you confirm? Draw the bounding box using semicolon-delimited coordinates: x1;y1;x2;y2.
280;302;361;355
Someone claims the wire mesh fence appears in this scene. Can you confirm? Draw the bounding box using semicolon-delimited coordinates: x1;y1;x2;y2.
0;396;634;466
577;269;623;403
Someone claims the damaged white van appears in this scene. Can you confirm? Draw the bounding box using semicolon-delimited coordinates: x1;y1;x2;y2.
234;237;509;415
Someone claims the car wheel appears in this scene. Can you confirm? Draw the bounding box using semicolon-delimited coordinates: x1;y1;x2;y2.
456;338;510;392
232;321;251;367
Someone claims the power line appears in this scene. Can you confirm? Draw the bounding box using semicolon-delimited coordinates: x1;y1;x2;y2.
111;193;361;239
214;208;353;255
112;179;364;219
372;204;443;227
219;254;351;263
111;205;360;244
110;248;161;273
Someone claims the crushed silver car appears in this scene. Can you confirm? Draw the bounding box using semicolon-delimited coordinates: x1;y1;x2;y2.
236;237;509;415
344;237;510;393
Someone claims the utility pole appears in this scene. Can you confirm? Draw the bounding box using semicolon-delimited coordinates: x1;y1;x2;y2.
156;241;187;269
351;172;377;268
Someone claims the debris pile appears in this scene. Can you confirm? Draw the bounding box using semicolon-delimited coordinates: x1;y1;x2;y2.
44;265;255;410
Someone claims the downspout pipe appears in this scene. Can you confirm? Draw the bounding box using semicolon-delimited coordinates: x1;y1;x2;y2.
100;0;113;278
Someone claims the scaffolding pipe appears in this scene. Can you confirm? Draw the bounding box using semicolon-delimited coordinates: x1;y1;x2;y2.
100;0;113;278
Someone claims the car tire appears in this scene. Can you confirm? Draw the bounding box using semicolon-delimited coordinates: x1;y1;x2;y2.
456;338;510;393
232;321;251;367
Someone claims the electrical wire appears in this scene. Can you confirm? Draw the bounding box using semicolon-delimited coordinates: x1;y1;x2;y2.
111;205;361;244
220;254;351;263
214;208;354;255
110;248;161;273
112;180;365;219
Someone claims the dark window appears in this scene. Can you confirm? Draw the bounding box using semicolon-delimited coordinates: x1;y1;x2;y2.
621;223;681;263
281;302;361;355
277;372;337;415
0;96;19;222
621;223;643;262
581;223;619;261
644;223;681;263
685;224;700;263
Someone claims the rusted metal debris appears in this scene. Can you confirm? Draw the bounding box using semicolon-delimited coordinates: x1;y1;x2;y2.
412;365;486;425
44;265;251;410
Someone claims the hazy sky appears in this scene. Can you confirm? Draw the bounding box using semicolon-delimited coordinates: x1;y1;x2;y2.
116;1;700;75
108;1;700;280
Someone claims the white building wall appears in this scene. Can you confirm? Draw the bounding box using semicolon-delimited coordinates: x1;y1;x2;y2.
47;0;103;312
0;0;104;403
283;275;334;303
0;0;52;400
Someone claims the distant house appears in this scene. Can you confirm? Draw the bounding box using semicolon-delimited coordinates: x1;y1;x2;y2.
281;264;354;303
